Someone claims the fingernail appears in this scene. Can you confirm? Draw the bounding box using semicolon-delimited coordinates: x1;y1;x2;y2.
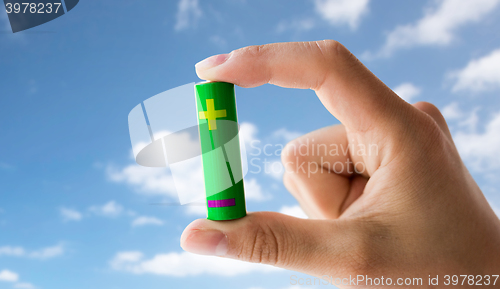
182;229;228;256
195;54;229;71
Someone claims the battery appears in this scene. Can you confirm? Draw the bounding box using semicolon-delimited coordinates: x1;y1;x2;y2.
195;81;247;221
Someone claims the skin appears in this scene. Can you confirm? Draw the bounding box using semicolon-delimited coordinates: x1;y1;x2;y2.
181;40;500;287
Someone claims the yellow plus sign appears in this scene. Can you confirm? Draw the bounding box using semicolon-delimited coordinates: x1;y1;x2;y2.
198;99;227;130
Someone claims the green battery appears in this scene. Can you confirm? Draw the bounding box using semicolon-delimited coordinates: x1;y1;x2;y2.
195;81;247;221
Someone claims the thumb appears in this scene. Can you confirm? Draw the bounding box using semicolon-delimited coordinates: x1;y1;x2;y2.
180;212;365;276
412;101;453;140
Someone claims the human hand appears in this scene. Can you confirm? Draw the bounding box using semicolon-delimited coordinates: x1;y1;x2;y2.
181;40;500;287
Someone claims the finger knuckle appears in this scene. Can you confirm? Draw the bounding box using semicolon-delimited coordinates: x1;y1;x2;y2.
340;223;390;276
318;39;341;52
240;44;267;57
240;222;282;266
281;138;308;167
389;106;451;161
413;113;449;152
343;241;380;276
317;39;354;62
414;101;443;119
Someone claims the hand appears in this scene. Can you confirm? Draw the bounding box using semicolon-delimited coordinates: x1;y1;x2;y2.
181;40;500;286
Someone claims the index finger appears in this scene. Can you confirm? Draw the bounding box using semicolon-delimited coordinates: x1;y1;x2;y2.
195;40;412;134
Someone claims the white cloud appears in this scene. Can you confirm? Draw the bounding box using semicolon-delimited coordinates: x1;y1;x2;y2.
110;121;270;205
442;102;480;131
239;122;259;148
272;128;302;143
256;128;303;181
373;0;500;57
442;102;464;120
459;108;480;132
89;201;124;217
112;251;143;263
110;251;280;277
108;160;204;205
279;205;308;219
29;244;64;260
110;121;257;194
454;112;500;171
393;82;421;103
14;282;35;289
59;207;82;222
313;0;370;29
264;159;284;181
174;0;202;31
0;269;35;289
0;244;64;260
184;205;207;216
276;0;369;34
0;246;25;257
0;270;18;282
131;216;164;227
449;48;500;93
244;178;267;201
107;165;177;197
240;125;303;181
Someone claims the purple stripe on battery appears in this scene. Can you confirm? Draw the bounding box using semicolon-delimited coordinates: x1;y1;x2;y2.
208;198;236;208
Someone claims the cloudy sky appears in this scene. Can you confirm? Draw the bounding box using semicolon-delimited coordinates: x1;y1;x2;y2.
1;0;500;288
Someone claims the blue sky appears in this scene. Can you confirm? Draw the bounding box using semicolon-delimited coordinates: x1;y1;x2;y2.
1;0;500;288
